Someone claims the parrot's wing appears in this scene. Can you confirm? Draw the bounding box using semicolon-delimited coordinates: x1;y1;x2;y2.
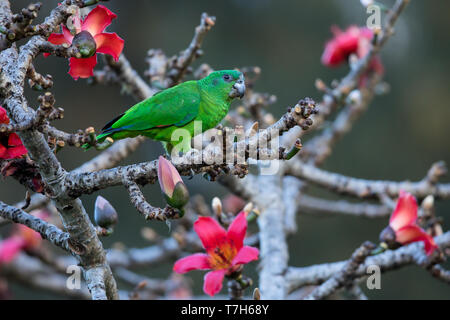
103;81;201;133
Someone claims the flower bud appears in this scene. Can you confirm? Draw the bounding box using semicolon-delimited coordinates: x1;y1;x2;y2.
166;181;190;209
72;30;97;58
212;197;222;216
422;195;434;211
94;196;118;229
379;225;398;249
158;156;189;209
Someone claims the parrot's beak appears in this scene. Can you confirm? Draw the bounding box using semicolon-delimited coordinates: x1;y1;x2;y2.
229;74;246;99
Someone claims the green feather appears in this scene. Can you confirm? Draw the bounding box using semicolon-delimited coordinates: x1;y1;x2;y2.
83;70;243;153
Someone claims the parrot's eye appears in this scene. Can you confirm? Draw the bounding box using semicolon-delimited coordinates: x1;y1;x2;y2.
223;74;232;82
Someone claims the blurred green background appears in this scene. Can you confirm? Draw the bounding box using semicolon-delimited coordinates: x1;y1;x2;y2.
2;0;450;299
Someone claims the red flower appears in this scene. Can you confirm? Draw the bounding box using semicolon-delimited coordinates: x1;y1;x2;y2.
321;25;383;74
0;107;27;160
173;212;259;296
0;210;46;264
45;5;124;80
380;191;438;256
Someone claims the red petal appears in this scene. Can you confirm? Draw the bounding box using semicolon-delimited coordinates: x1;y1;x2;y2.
82;5;117;36
62;25;75;43
173;253;211;273
389;191;418;231
231;246;259;266
203;269;226;297
395;225;438;255
0;106;10;124
321;41;345;66
68;54;98;80
8;133;23;147
47;32;70;46
5;145;27;159
226;211;247;251
322;25;372;67
423;236;439;256
5;134;27;159
336;26;362;54
194;216;227;252
44;29;73;58
0;237;25;263
0;144;7;158
94;33;124;62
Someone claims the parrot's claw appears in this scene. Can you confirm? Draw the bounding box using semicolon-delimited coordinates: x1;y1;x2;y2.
188;168;195;180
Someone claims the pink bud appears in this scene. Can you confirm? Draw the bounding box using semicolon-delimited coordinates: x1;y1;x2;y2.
157;156;183;198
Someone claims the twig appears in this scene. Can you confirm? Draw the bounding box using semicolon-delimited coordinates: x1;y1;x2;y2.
166;13;216;86
286;160;450;200
0;200;77;254
123;179;181;221
297;194;391;218
286;231;450;293
303;241;375;300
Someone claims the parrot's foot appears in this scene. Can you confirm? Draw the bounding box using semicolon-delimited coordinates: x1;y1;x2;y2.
163;141;192;158
95;137;114;150
188;168;195;180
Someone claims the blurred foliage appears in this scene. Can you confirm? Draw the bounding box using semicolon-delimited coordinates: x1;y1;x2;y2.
2;0;450;299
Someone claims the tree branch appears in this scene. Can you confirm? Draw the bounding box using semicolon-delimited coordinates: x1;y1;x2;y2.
286;231;450;293
286;160;450;200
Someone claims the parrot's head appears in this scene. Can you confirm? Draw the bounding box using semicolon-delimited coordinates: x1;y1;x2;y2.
199;70;246;101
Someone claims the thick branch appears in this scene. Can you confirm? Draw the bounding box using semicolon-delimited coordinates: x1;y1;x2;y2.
0;35;118;299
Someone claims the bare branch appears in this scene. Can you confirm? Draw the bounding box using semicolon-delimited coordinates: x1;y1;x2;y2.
166;13;216;86
297;194;391;218
124;179;181;221
0;200;75;253
65;98;316;197
0;35;118;299
286;231;450;293
303;241;375;300
286;160;450;200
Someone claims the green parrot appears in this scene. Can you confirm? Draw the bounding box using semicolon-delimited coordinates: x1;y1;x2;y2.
85;70;245;154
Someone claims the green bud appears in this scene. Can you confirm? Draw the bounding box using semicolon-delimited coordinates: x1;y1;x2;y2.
165;181;189;209
72;30;97;58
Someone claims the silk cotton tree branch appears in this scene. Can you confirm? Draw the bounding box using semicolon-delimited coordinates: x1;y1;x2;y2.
286;160;450;200
0;3;118;300
63;98;316;198
1;0;447;301
286;231;450;295
0;200;75;253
